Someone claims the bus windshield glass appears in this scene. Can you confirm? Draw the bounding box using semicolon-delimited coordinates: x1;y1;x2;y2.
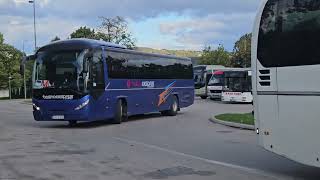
224;71;251;92
208;74;224;86
33;50;88;91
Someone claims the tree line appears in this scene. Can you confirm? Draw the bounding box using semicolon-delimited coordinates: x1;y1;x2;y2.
198;33;251;68
52;16;136;49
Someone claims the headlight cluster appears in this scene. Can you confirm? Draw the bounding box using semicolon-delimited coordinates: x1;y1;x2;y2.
74;100;90;110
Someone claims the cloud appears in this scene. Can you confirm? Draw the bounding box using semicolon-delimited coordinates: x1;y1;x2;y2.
2;0;261;20
0;0;261;52
158;13;256;50
0;14;83;53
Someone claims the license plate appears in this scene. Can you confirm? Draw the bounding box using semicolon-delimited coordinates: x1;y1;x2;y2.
52;115;64;120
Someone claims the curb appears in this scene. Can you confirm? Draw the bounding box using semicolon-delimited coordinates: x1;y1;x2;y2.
209;117;255;131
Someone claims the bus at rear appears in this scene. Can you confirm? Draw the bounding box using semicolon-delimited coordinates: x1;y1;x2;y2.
30;39;194;125
221;69;252;103
253;0;320;167
207;70;225;100
194;65;225;99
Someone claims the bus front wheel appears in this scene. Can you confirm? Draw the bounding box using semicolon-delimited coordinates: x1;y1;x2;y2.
113;99;127;124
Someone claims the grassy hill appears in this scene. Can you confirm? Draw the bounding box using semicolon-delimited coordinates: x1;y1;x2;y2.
136;47;201;58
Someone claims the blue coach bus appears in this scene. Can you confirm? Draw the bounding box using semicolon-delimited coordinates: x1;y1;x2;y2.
29;39;194;125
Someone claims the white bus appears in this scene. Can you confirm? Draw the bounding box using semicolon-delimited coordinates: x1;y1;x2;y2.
207;70;225;100
221;69;253;103
194;65;225;99
253;0;320;167
207;68;252;101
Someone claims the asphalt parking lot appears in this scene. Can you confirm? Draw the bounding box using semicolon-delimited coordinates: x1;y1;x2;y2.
0;98;319;180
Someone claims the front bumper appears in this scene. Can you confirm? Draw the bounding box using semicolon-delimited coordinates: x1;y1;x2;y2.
32;97;91;122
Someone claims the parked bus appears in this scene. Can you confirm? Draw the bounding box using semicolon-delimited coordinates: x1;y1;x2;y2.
194;65;225;99
221;69;252;103
28;39;194;125
207;70;225;100
253;0;320;167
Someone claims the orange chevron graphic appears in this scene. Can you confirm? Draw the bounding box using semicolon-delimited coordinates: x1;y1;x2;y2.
158;82;175;106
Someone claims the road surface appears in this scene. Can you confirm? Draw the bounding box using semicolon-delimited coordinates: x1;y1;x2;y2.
0;98;319;180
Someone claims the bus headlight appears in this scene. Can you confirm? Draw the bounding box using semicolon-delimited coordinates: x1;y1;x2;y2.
33;103;40;111
74;100;89;110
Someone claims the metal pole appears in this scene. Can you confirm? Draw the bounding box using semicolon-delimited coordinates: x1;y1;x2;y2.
23;41;27;99
9;77;11;100
23;58;26;100
33;0;37;50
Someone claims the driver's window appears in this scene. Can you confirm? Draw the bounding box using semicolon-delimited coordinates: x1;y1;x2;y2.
90;49;105;89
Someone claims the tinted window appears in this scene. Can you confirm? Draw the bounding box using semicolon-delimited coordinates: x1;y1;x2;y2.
107;51;193;79
90;49;105;89
107;51;128;79
224;71;252;92
258;0;320;67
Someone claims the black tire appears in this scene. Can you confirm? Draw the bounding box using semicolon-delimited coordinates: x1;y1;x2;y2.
200;96;207;99
68;120;77;127
161;96;179;116
113;99;127;124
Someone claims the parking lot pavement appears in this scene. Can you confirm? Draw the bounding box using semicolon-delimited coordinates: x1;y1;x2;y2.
0;99;319;179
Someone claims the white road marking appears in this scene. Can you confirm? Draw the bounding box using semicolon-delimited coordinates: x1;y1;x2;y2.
113;137;289;179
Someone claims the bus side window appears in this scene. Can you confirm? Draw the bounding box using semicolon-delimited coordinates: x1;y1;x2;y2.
107;52;128;79
90;49;105;89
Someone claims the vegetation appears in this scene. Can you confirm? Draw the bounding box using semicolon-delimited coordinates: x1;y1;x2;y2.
70;16;136;48
232;33;251;68
70;26;96;39
198;34;252;67
136;47;201;58
51;36;61;42
198;45;231;66
0;33;24;90
214;113;254;125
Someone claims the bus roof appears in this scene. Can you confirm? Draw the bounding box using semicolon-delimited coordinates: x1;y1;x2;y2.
193;65;225;70
219;68;251;72
36;38;126;53
36;38;190;61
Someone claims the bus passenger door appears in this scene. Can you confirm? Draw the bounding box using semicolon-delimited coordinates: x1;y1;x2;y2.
88;48;106;120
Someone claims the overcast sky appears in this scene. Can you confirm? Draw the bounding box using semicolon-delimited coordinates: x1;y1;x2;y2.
0;0;261;54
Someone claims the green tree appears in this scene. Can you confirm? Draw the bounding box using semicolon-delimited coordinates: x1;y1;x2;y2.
70;26;96;39
97;16;136;48
51;36;61;42
199;45;231;66
232;33;252;67
0;33;3;44
0;33;24;89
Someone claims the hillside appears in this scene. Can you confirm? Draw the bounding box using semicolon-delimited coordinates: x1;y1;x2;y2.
136;47;201;58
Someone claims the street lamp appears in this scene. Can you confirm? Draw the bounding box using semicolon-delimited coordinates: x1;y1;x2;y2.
22;41;27;99
28;0;37;50
8;76;12;100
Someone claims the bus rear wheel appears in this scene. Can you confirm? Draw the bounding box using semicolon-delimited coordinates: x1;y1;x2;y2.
200;96;207;99
161;96;179;116
113;99;127;124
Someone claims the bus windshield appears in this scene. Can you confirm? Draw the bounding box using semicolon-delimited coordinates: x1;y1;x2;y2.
208;74;224;86
33;49;88;91
224;71;251;92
